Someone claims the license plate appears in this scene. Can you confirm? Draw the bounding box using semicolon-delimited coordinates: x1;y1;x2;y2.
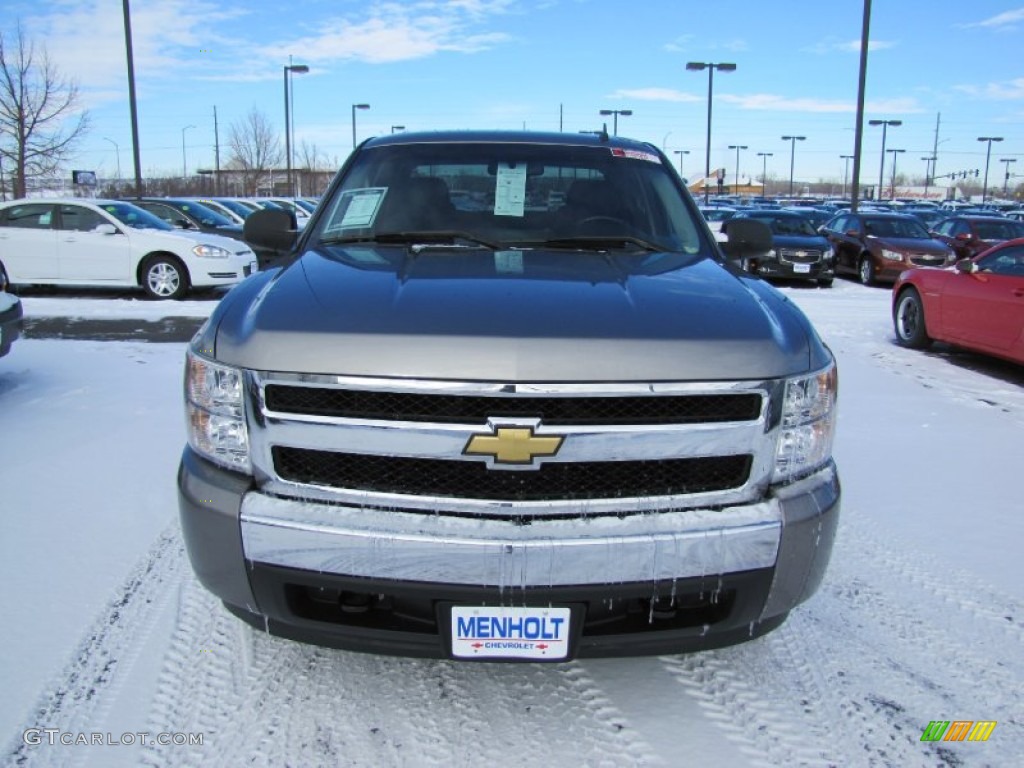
451;605;571;660
793;263;811;273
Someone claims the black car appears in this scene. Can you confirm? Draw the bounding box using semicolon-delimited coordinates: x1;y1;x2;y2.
726;210;835;286
128;197;278;268
0;268;23;358
128;197;244;239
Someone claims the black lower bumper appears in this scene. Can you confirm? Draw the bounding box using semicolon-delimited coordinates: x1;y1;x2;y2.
228;564;785;660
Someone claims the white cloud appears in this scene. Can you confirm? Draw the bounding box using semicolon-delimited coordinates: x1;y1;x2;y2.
960;8;1024;28
258;2;514;66
953;78;1024;100
803;39;897;54
716;93;922;114
605;88;702;104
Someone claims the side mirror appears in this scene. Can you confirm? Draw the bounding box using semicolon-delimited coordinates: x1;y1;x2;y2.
95;223;118;235
173;218;195;229
244;208;298;255
720;218;772;259
954;258;977;274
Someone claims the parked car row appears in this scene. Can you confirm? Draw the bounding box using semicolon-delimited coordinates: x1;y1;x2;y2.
0;199;259;300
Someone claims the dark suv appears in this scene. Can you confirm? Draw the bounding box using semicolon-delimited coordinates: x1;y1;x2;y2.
820;211;953;285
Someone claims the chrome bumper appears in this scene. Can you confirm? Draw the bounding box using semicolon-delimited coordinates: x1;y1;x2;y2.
240;492;783;587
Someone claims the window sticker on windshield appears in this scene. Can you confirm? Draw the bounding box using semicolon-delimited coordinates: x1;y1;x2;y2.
494;163;527;217
329;187;388;230
494;251;524;274
610;148;661;164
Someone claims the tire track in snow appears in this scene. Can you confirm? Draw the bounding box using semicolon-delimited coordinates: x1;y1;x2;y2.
660;633;840;768
3;525;185;768
144;577;659;767
784;517;1024;767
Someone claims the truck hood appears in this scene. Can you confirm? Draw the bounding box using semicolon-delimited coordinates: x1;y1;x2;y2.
210;245;828;381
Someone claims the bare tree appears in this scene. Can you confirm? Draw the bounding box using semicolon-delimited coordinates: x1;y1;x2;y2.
227;107;281;196
0;23;90;199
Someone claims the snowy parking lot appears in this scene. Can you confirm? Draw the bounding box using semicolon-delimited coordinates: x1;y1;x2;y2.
1;280;1022;767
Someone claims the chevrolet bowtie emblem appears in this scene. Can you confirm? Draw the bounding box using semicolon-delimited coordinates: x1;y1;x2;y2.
463;425;565;467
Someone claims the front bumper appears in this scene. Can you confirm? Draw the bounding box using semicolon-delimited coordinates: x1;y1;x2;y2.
190;257;258;287
178;447;840;658
753;259;833;281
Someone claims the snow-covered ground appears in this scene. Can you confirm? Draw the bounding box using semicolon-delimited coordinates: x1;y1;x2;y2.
1;279;1022;767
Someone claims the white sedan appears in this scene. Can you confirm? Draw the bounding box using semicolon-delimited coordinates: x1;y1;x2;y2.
0;199;259;299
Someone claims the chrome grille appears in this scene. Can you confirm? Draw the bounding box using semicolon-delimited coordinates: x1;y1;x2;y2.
246;373;782;519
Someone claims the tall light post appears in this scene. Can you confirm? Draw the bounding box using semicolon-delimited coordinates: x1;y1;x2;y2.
887;148;905;199
687;61;737;204
391;125;405;133
103;137;121;185
673;149;690;179
781;135;805;196
868;119;901;200
757;152;773;196
920;155;936;198
840;154;854;199
977;136;1003;203
728;144;747;194
1001;158;1018;197
283;62;309;196
181;124;195;184
598;108;632;136
352;103;370;149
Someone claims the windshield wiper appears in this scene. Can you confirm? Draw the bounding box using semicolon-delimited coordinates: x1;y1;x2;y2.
322;231;502;250
530;235;664;252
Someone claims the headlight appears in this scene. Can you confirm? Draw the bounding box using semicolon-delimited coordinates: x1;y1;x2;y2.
192;244;232;259
766;249;777;259
773;362;837;483
880;248;903;261
185;349;250;472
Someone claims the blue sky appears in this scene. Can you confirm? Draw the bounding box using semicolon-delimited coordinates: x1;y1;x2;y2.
4;0;1023;191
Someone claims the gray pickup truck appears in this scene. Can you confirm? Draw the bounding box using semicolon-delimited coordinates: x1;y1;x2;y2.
178;130;839;661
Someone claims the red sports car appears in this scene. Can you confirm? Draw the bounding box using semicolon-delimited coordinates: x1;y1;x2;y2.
892;237;1024;365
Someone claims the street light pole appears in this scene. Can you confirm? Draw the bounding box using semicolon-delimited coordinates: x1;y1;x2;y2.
283;62;309;197
920;155;936;198
733;144;749;193
687;62;737;204
757;152;773;196
598;109;633;136
673;150;690;179
181;124;195;184
781;135;806;196
103;137;121;185
977;136;1004;203
887;148;905;199
1001;158;1018;197
840;154;853;199
868;119;901;200
352;103;370;149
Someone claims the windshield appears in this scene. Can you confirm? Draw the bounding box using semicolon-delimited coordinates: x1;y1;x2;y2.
863;217;931;239
314;141;707;254
100;202;173;231
975;221;1024;240
172;201;235;227
753;215;818;236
